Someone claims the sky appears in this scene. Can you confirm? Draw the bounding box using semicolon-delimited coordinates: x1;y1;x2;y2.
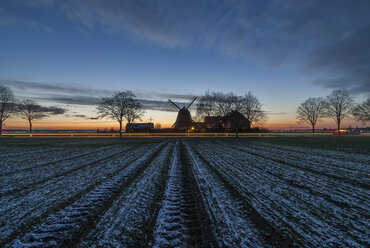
1;0;369;130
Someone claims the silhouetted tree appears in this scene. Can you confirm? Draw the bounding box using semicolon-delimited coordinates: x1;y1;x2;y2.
352;98;370;124
97;91;143;137
17;100;49;133
297;97;325;133
197;91;266;129
196;91;239;117
324;90;353;136
196;90;215;117
239;92;267;127
0;85;15;135
213;92;237;116
124;99;144;132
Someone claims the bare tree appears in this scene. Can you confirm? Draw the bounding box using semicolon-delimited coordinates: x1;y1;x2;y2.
296;97;325;133
196;91;238;117
197;91;266;128
239;92;267;127
124;98;144;132
324;90;354;136
97;91;143;137
352;98;370;124
196;90;215;117
17;100;48;133
214;92;236;116
0;85;15;135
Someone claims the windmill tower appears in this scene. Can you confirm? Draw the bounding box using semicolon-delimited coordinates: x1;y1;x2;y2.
168;97;197;130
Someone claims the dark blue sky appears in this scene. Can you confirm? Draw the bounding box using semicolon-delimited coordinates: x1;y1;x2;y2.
1;0;369;129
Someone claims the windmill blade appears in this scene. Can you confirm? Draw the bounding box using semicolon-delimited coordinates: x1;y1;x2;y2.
186;97;197;109
168;99;181;110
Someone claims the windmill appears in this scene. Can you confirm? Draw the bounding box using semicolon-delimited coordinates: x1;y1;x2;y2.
168;97;197;130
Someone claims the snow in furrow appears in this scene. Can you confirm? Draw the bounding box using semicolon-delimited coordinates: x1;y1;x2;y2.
184;142;268;248
153;141;189;248
219;142;370;212
0;145;129;195
258;142;370;165
233;142;369;184
204;142;369;246
1;147;82;173
0;139;125;173
1;144;119;176
0;143;157;243
192;141;369;247
79;142;172;247
9;141;166;248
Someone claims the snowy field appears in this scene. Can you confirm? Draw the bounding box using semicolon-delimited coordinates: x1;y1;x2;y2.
0;137;369;247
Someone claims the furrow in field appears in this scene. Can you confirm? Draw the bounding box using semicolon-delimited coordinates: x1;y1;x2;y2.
257;142;370;165
153;141;188;247
215;142;369;210
153;140;214;247
8;141;167;248
0;140;125;173
0;145;130;196
79;142;172;247
184;142;272;248
1;145;119;176
0;147;64;158
191;142;369;247
1;147;81;172
0;143;159;244
219;141;369;189
229;141;369;181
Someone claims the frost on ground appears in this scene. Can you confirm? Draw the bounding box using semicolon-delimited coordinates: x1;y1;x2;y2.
0;137;368;247
191;140;370;247
185;142;270;248
153;141;190;248
11;141;166;247
79;142;171;247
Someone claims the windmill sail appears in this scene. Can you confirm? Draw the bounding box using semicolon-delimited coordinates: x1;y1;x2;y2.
186;97;197;109
168;97;197;130
168;99;181;110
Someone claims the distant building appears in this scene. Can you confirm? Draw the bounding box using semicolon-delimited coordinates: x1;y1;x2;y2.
223;110;250;131
197;110;250;132
204;116;224;130
126;123;154;132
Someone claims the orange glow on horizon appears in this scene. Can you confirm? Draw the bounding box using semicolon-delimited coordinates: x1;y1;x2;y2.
3;132;337;136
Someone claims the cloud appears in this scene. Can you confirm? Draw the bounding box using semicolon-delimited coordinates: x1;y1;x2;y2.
266;111;287;116
36;95;102;105
0;79;113;96
307;27;370;94
0;7;53;32
71;114;99;120
59;0;370;93
41;106;66;115
1;79;195;112
4;0;370;93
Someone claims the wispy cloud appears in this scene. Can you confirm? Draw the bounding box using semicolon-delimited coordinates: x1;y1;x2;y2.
1;79;195;112
266;111;287;116
307;27;370;94
41;106;67;115
4;0;370;93
0;6;53;32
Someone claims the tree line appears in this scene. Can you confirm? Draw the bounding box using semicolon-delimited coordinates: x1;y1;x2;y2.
297;89;369;135
195;91;267;127
0;84;369;136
